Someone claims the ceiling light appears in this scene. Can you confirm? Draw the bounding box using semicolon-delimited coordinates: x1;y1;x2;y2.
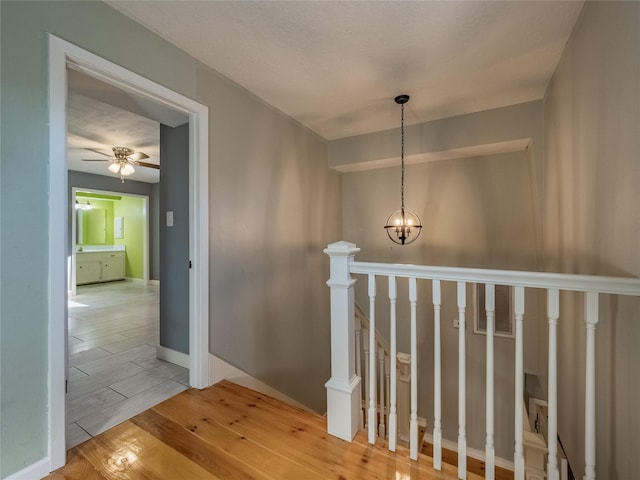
108;162;121;174
121;162;135;176
384;95;422;245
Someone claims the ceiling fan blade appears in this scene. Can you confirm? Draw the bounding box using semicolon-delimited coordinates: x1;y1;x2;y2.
129;152;150;161
136;161;160;170
80;158;110;162
84;147;113;158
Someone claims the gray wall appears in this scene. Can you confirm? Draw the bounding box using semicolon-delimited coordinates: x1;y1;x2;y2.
159;123;190;354
541;2;640;478
150;182;160;280
68;170;160;281
0;2;341;476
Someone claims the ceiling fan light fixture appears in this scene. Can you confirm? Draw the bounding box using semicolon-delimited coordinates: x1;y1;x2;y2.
121;162;135;176
108;162;121;174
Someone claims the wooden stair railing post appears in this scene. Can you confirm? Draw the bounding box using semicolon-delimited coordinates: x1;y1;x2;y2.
547;289;560;480
388;276;398;451
397;352;411;444
355;312;363;429
583;292;598;480
485;283;496;480
432;280;442;470
457;282;467;479
324;241;361;442
368;274;377;444
378;347;386;438
409;277;419;460
514;286;525;479
362;327;370;428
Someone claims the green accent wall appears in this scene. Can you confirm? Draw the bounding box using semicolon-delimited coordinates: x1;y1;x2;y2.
114;196;146;279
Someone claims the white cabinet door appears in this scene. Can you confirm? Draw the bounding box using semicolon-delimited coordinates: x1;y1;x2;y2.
76;258;101;285
76;251;125;284
100;252;125;281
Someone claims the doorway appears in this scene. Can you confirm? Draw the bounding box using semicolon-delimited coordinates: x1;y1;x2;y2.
49;35;210;471
70;188;151;296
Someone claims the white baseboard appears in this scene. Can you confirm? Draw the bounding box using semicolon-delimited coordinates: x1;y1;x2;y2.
209;354;313;412
125;277;147;284
148;279;160;286
4;457;50;480
420;423;514;471
156;345;189;368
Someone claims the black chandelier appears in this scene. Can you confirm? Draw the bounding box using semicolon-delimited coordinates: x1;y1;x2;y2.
384;95;422;245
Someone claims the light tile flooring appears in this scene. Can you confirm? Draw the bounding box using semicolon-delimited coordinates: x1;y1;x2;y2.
66;280;189;450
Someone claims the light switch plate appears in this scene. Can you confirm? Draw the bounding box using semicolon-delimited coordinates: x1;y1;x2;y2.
166;211;174;227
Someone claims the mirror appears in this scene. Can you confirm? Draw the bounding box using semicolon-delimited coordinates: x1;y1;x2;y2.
77;208;106;245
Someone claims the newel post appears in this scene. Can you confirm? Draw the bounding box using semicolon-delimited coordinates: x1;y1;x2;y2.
324;241;362;441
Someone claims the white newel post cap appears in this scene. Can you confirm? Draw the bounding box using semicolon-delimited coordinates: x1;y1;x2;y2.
324;241;360;286
324;241;360;257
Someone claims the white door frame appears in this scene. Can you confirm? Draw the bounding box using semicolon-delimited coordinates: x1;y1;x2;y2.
48;35;210;471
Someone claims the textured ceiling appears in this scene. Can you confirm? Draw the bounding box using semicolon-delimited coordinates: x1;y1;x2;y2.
67;91;161;183
108;0;584;140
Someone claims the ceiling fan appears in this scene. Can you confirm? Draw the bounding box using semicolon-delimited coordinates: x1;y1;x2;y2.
81;146;159;182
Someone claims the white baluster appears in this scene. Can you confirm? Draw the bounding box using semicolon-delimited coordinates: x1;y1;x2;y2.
514;286;525;479
457;282;467;479
397;352;411;444
324;241;361;441
355;318;363;429
368;274;377;444
363;328;370;430
432;280;442;470
485;284;495;480
547;289;560;480
385;357;391;440
409;277;419;460
378;347;386;438
389;275;398;451
584;292;598;480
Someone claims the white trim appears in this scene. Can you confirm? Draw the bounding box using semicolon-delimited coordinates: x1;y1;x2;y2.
349;261;640;296
4;458;51;480
125;277;147;284
148;279;160;286
157;345;190;369
48;34;210;472
209;354;314;413
48;34;68;473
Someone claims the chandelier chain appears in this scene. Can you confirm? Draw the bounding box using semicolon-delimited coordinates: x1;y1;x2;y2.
400;102;405;211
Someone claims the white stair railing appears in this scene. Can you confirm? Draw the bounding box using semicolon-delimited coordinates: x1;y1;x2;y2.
354;301;396;445
324;241;640;480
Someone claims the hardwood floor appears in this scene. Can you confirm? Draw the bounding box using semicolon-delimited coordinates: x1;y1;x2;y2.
67;280;189;449
48;380;492;480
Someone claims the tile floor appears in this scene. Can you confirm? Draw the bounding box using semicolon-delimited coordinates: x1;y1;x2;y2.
66;280;189;449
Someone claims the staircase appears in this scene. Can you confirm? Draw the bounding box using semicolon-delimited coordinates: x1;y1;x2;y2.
324;241;640;480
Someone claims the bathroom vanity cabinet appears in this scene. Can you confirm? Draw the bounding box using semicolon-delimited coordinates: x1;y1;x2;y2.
76;250;125;285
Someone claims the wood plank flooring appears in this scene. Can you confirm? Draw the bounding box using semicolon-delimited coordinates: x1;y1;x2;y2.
48;380;492;480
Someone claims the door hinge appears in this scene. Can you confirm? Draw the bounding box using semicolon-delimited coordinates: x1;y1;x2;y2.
189;260;192;269
65;379;68;394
